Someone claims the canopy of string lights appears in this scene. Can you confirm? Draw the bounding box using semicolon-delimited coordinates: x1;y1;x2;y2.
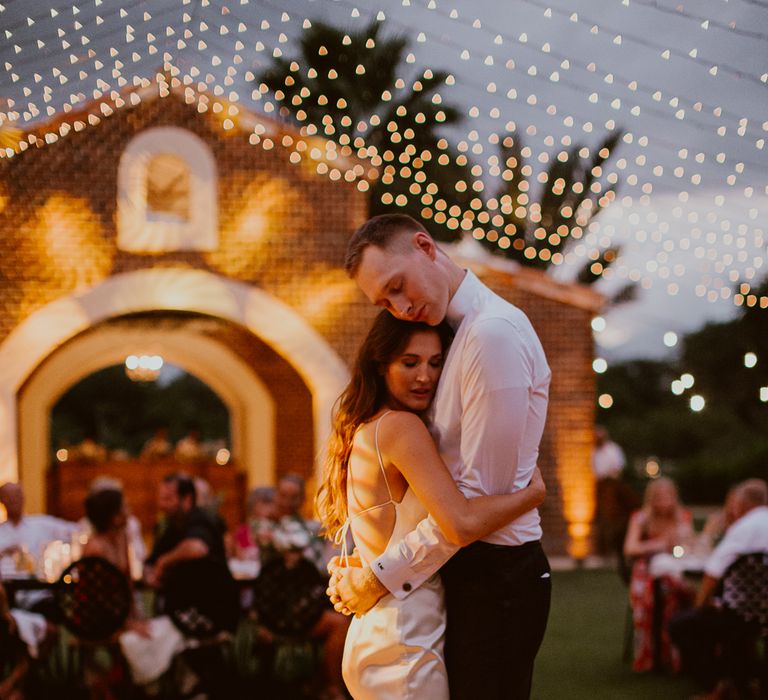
1;0;766;358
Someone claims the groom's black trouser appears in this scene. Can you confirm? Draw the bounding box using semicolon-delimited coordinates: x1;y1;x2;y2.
441;540;551;700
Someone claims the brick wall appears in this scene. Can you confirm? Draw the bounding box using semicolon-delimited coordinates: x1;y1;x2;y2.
480;270;597;556
0;91;598;555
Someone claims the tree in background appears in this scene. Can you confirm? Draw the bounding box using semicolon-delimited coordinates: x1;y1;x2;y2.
260;18;633;297
597;278;768;502
478;131;633;298
51;366;230;457
258;19;473;242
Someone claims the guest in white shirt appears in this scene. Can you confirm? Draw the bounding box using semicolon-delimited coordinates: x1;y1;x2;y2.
0;482;79;580
592;425;628;556
669;478;768;695
328;214;552;699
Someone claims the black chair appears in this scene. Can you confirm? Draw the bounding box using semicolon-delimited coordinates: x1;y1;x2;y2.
160;558;240;699
162;558;239;640
251;557;328;696
55;556;132;643
54;556;133;696
720;551;768;695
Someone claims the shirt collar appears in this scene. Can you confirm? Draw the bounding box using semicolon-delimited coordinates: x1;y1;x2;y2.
445;269;481;329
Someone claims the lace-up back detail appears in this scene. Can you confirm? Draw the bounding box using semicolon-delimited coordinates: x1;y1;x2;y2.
335;411;425;567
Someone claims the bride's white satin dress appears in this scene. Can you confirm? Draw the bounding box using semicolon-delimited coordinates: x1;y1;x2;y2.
339;414;449;700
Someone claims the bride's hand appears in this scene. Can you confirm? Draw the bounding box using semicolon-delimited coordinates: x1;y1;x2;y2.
327;551;362;576
328;565;386;617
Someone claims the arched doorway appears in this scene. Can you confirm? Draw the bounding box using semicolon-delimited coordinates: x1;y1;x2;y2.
0;269;349;513
19;317;277;515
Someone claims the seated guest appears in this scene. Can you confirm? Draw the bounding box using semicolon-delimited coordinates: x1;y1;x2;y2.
83;477;145;581
234;486;277;561
696;484;742;555
140;428;171;460
670;479;768;697
0;483;78;614
83;490;132;581
624;476;695;672
274;474;332;574
0;582;29;700
144;473;229;589
84;488;193;688
140;475;238;689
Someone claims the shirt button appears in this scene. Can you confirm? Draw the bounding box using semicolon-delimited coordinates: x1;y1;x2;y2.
403;582;412;592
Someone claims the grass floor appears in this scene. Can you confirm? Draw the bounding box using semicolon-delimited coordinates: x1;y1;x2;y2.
532;568;696;699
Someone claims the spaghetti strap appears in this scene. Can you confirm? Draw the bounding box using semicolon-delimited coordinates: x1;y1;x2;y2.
336;410;397;568
374;410;394;502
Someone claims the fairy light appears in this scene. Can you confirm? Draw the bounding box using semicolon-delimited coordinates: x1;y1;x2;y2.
663;331;678;347
598;393;613;408
689;395;706;412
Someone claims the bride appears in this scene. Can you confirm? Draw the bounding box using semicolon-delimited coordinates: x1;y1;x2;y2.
316;311;545;699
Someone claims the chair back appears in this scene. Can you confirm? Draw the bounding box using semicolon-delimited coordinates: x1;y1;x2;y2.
55;556;132;642
253;557;327;639
721;551;768;637
162;558;239;640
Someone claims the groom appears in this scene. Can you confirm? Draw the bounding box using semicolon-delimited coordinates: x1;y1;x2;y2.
328;214;551;699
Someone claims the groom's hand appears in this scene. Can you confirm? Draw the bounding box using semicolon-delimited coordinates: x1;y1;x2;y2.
327;565;387;616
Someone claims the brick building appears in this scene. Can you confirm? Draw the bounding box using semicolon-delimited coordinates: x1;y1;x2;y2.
0;82;602;556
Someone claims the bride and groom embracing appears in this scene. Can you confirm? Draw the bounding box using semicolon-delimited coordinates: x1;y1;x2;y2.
317;214;552;700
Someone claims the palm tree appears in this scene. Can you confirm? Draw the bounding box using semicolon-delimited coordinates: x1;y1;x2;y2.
477;130;634;301
258;19;473;241
479;131;622;267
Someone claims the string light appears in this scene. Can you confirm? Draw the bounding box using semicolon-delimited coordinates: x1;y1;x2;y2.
0;0;766;317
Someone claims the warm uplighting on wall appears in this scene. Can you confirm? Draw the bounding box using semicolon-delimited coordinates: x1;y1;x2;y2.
125;354;163;382
567;521;591;559
558;432;595;559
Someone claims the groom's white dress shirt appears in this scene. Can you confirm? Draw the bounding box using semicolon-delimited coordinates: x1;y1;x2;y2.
372;270;551;598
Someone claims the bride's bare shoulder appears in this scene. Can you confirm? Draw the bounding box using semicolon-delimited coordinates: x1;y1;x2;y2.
378;411;428;440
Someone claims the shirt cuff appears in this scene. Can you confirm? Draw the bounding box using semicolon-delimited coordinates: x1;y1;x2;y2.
370;537;459;600
370;548;419;600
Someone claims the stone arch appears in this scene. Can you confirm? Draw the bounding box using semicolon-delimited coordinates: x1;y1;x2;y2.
19;324;276;514
0;268;349;512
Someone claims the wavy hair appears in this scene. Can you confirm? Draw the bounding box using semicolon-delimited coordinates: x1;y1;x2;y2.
316;311;452;540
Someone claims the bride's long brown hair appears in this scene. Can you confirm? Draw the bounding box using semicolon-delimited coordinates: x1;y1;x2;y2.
316;311;452;540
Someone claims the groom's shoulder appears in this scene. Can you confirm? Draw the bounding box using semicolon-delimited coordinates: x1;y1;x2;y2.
464;302;544;357
469;299;532;336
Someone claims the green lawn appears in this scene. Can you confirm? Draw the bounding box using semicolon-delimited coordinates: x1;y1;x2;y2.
532;568;696;699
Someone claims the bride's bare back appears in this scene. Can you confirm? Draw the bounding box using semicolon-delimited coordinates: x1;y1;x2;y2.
346;415;410;564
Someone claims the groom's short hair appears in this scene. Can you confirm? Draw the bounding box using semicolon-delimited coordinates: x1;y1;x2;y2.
344;214;430;277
